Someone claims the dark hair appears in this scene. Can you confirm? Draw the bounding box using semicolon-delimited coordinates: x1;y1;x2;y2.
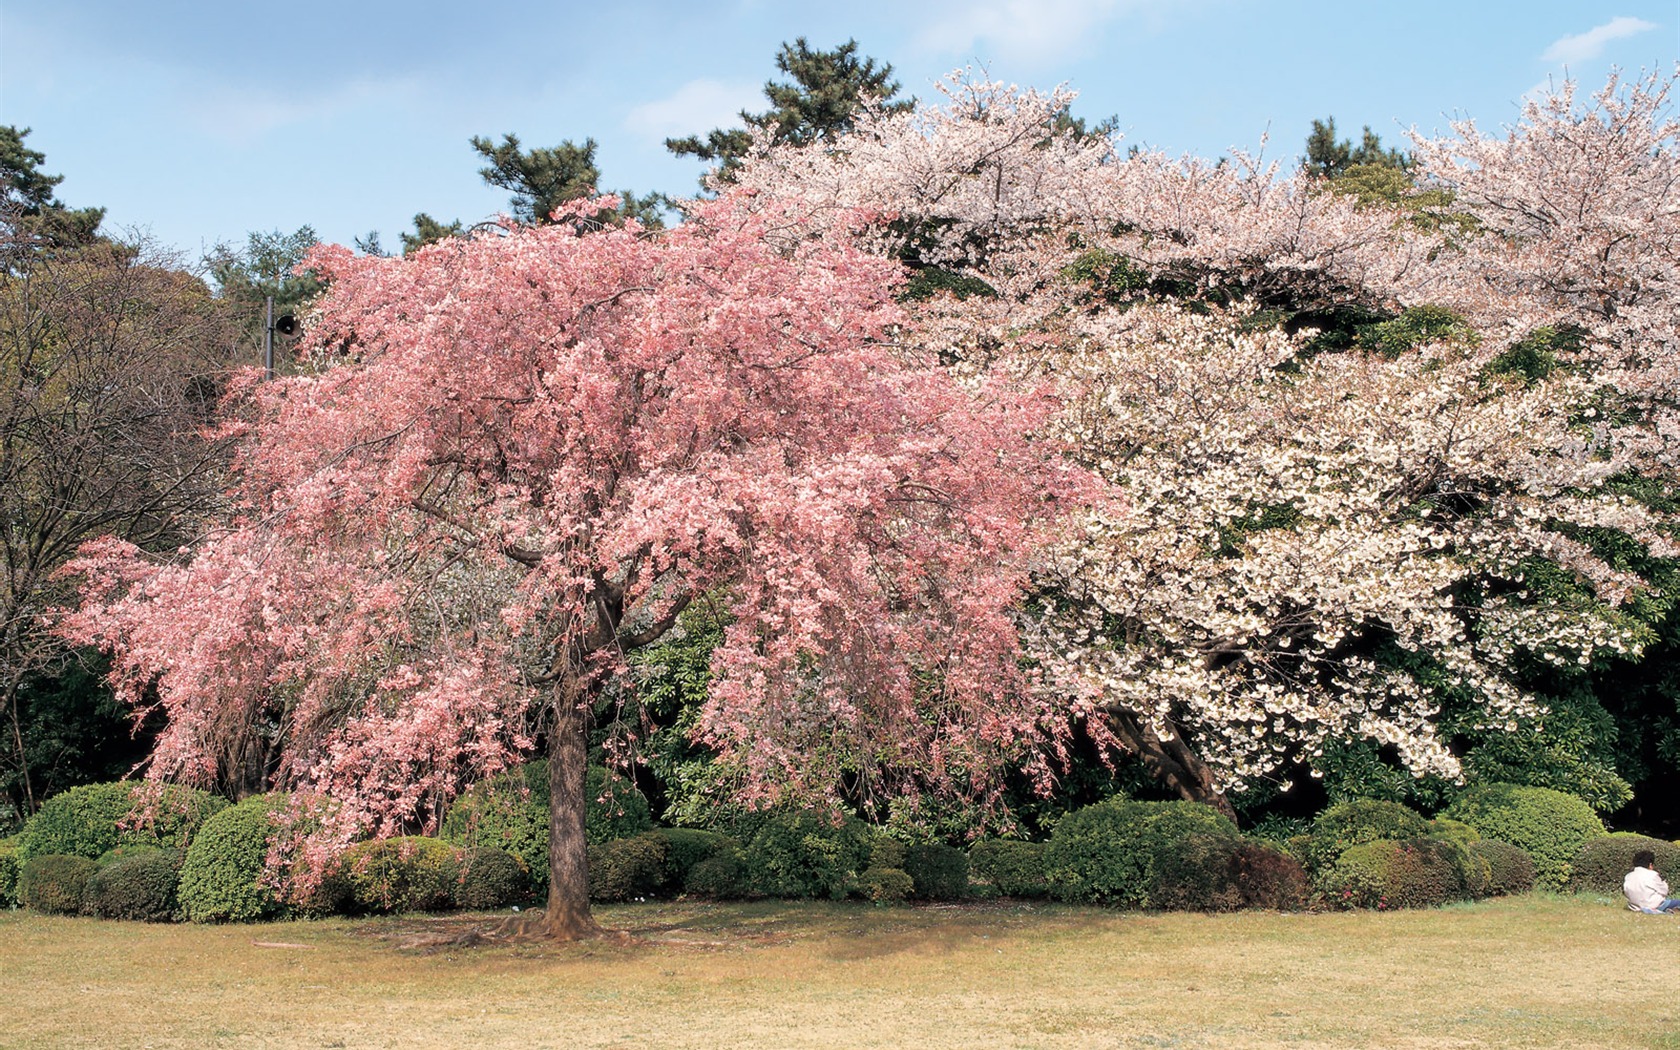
1633;849;1657;869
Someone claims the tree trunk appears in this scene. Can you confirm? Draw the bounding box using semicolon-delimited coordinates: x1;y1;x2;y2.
540;674;601;940
1107;708;1239;824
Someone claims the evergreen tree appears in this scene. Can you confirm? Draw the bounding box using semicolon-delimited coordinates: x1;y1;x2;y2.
1303;116;1409;178
0;126;105;249
667;38;912;185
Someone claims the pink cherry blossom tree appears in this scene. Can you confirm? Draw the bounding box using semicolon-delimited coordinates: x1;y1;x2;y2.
60;194;1078;938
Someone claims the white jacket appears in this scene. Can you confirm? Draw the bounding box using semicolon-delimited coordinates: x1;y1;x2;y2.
1624;865;1670;910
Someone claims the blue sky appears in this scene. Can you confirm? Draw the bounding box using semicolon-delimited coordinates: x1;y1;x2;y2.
2;1;1675;258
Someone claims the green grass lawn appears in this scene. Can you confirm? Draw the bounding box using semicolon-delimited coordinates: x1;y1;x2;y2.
2;894;1674;1049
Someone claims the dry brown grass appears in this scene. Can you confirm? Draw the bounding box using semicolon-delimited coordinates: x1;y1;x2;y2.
2;894;1675;1049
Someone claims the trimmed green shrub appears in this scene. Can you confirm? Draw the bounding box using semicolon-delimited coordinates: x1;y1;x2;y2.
1442;783;1604;890
1044;798;1239;907
1568;832;1680;894
177;794;288;923
19;854;96;915
341;836;458;914
84;849;179;922
903;843;968;901
452;846;528;910
1150;833;1247;912
18;782;228;864
0;836;19;907
1305;799;1432;875
1318;838;1471;909
439;762;653;893
1428;818;1481;845
969;838;1049;899
740;810;873;900
861;866;915;902
1152;835;1311;912
652;827;736;894
1228;839;1312;910
588;832;668;902
1470;839;1536;896
683;845;751;898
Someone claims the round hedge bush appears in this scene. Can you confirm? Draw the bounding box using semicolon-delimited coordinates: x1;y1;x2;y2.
683;845;751;898
341;836;458;914
19;854;96;915
861;865;915;902
903;842;969;901
1304;798;1432;875
740;809;873;900
452;846;528;910
19;782;228;864
1442;783;1604;890
177;794;288;923
439;762;653;892
969;838;1049;899
588;832;668;902
1317;838;1472;910
652;827;737;894
0;836;20;908
1152;834;1311;912
1567;832;1680;894
1044;798;1239;907
1469;839;1536;896
84;849;179;922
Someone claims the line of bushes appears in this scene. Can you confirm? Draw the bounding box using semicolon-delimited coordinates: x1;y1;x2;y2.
4;776;1663;922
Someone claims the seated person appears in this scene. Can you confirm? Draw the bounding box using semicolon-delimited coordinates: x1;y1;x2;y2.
1624;849;1680;913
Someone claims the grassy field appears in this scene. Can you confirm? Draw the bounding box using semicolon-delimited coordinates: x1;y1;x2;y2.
1;894;1674;1049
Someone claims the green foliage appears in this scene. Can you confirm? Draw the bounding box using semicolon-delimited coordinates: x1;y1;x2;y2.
18;853;95;914
903;842;968;901
1568;832;1680;894
3;654;161;825
205;226;323;316
683;845;751;898
968;838;1049;899
1303;117;1408;178
451;847;528;910
667;38;911;184
341;836;458;914
740;809;873;900
861;865;915;902
0;124;104;247
176;794;287;923
1318;838;1473;909
439;761;653;892
651;827;736;894
0;836;18;906
1354;306;1477;357
1043;798;1239;907
1304;798;1432;875
1151;834;1310;912
84;849;179;921
900;265;998;303
588;832;668;902
468;134;664;229
1059;247;1151;307
1486;326;1581;385
1427;818;1482;845
18;782;227;864
400;213;465;255
1442;783;1605;890
1468;839;1536;896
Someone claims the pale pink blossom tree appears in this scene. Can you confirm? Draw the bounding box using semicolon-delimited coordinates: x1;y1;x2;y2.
727;70;1680;811
61;194;1078;937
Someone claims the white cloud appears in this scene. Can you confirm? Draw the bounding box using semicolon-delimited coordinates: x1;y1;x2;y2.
915;0;1146;67
625;79;763;143
1540;16;1659;65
